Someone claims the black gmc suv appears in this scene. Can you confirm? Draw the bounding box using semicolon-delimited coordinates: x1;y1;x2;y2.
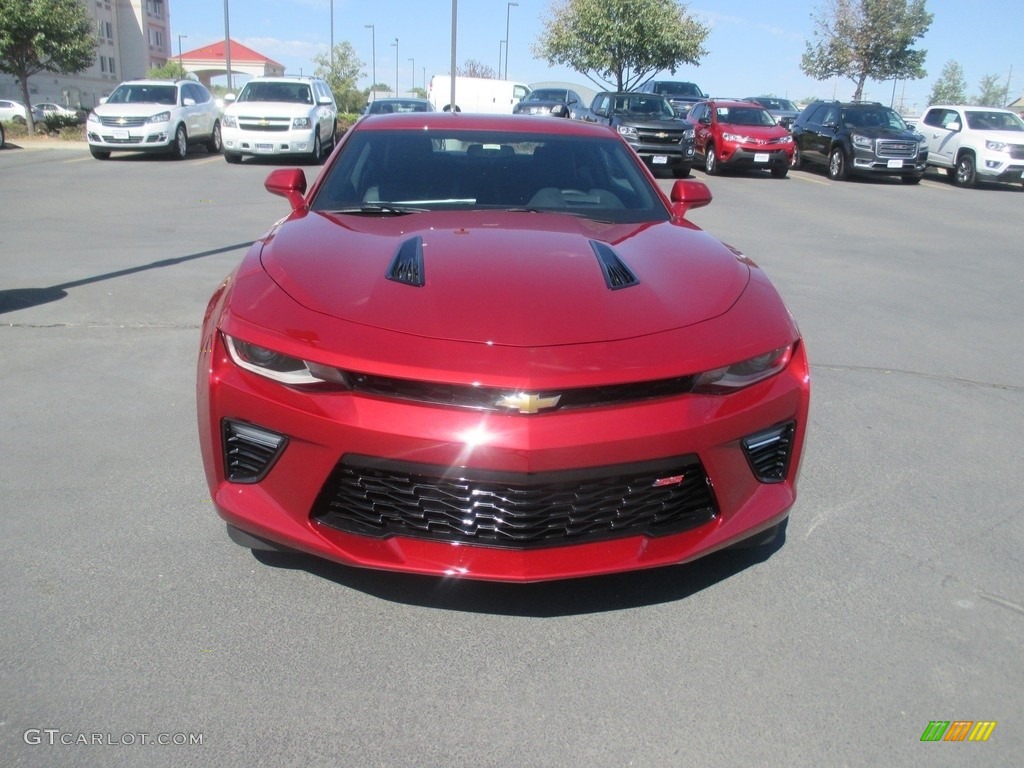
581;91;695;177
790;100;927;183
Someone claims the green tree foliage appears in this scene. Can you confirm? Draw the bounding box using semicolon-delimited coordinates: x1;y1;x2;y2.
533;0;709;92
927;60;966;105
0;0;97;132
312;41;365;113
801;0;932;101
972;74;1005;107
147;61;188;80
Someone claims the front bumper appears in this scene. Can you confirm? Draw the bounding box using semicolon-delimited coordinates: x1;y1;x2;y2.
851;149;928;176
631;142;696;170
718;145;792;169
87;123;173;151
222;127;317;156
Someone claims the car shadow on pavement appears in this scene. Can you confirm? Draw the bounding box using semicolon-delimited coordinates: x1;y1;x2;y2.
251;524;788;616
0;241;252;315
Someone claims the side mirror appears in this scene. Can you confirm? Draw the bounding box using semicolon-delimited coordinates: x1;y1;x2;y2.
224;93;237;103
182;97;196;107
699;115;711;125
265;168;308;212
591;106;606;117
669;179;713;217
947;121;961;132
318;96;334;106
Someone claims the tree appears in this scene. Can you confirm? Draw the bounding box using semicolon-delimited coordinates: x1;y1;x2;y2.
147;61;188;81
458;60;495;79
927;60;966;105
312;41;365;113
801;0;932;101
533;0;709;92
0;0;97;132
973;74;1004;107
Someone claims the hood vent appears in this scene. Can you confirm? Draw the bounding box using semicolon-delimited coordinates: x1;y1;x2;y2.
590;241;639;290
386;236;425;286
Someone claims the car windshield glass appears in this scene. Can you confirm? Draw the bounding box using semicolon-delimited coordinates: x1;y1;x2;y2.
842;108;907;130
238;82;314;104
612;97;673;118
369;100;429;113
310;128;668;224
965;111;1024;131
756;98;797;111
716;107;776;126
527;90;568;102
106;85;177;105
655;83;702;97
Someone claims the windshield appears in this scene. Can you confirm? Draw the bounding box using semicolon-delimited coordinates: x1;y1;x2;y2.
310;128;667;224
238;81;314;104
528;90;570;102
610;96;674;119
368;100;431;114
754;98;798;112
654;83;703;98
965;111;1024;131
106;84;177;106
841;108;908;130
715;106;777;127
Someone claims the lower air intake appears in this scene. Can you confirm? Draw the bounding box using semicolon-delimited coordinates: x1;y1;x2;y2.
222;419;287;483
741;421;796;483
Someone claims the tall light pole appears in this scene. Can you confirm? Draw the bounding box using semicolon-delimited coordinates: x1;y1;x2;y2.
391;38;398;97
498;40;505;79
408;58;415;93
365;25;375;99
330;2;334;68
504;2;518;81
422;66;426;91
223;0;232;90
177;34;187;71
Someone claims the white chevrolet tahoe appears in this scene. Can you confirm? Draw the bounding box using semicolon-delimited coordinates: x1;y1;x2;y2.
916;105;1024;188
221;76;337;164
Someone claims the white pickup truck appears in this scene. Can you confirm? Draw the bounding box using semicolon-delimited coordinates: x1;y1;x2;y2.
915;105;1024;188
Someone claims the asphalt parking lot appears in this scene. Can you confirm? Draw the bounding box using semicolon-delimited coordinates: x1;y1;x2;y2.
1;141;1021;767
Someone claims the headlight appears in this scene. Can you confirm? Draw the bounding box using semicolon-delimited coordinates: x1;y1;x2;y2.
692;344;794;394
87;111;100;125
292;117;312;129
722;132;750;143
985;140;1009;152
147;111;171;124
682;128;695;140
852;133;872;149
222;114;237;128
776;135;793;144
225;335;350;388
617;125;639;140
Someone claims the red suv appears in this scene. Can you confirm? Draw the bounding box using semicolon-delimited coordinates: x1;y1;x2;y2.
687;99;794;178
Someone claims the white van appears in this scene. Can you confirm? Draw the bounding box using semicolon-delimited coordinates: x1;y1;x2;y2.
428;75;531;114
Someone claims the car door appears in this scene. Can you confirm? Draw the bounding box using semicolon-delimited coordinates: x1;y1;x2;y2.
805;104;836;164
920;108;959;167
689;103;711;155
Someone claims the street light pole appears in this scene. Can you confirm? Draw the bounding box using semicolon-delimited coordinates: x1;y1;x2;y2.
365;25;375;100
409;58;415;93
330;1;334;68
504;2;518;81
178;34;187;72
392;38;399;97
223;0;232;91
498;40;505;79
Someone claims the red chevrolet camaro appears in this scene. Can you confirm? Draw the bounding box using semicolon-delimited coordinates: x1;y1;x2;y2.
197;113;810;582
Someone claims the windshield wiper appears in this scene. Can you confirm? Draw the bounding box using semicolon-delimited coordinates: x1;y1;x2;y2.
328;204;429;216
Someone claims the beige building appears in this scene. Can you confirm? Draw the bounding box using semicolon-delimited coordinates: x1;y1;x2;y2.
0;0;171;109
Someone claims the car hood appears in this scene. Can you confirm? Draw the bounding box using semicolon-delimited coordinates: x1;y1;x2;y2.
259;211;750;347
224;102;315;116
719;124;791;139
93;103;176;117
846;126;918;140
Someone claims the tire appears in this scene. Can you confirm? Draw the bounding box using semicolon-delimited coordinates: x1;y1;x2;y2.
170;124;188;160
828;146;847;180
672;164;691;178
206;120;222;154
308;130;322;164
901;174;923;184
224;151;242;164
89;146;111;160
954;152;976;187
704;145;719;175
790;144;802;168
771;163;788;178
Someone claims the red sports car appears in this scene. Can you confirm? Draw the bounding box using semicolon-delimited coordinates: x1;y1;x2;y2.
197;113;810;582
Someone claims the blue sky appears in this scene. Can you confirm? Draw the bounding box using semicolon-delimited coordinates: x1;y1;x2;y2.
172;1;1022;112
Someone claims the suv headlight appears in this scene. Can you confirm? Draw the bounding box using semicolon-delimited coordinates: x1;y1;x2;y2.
221;114;237;128
225;335;349;388
851;133;872;149
722;132;750;143
147;111;171;124
682;127;695;140
985;140;1009;152
87;111;100;125
292;117;312;129
617;125;639;140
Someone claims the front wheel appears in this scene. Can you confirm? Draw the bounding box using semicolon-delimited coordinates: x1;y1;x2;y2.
828;146;847;180
901;174;923;184
790;144;802;168
308;130;322;164
672;164;691;179
206;120;222;154
954;152;976;187
89;146;111;160
704;146;719;175
224;151;242;164
771;163;788;178
170;124;188;160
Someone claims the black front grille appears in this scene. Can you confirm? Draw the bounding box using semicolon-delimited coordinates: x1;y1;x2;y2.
311;455;718;549
1009;145;1024;160
638;129;686;145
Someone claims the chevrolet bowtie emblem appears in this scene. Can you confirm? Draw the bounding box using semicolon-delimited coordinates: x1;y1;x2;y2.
495;392;561;414
656;132;668;138
117;117;127;125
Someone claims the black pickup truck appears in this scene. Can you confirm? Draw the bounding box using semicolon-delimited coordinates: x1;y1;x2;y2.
580;91;695;177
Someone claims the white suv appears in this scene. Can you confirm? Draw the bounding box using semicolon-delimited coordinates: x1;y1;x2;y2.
917;105;1024;188
86;79;221;160
221;76;338;164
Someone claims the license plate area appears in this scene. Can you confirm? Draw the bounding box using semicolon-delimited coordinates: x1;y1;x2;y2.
754;152;770;163
651;155;668;165
255;143;274;153
112;128;130;140
887;159;904;168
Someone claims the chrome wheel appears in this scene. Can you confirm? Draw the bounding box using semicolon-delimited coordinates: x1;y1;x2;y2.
954;153;976;187
828;147;847;180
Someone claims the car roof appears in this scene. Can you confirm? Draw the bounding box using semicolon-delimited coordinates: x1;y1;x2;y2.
356;112;619;138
